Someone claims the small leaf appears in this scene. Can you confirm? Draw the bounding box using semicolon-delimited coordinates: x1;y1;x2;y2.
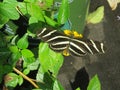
87;6;104;24
9;45;19;53
17;33;29;49
87;75;101;90
23;68;30;75
76;87;81;90
4;73;19;87
21;49;34;58
18;76;23;86
44;15;58;27
57;0;69;24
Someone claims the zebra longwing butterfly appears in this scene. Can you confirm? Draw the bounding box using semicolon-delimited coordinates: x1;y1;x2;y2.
37;28;105;57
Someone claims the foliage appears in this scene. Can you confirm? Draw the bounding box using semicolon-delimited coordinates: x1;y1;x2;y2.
76;75;101;90
0;0;104;90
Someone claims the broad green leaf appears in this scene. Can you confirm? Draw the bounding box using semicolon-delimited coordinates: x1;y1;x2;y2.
5;73;19;87
69;0;90;34
21;49;34;58
44;15;58;27
87;75;101;90
27;3;45;22
0;3;20;20
3;0;17;4
38;42;64;76
57;0;69;24
17;33;29;49
53;80;64;90
87;6;104;24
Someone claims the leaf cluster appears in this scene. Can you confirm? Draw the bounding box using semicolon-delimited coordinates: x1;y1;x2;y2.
0;0;104;90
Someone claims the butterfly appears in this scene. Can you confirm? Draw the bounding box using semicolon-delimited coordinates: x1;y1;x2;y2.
37;28;105;57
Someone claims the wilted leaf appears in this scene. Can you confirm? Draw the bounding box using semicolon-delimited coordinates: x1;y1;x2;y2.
107;0;120;10
87;6;104;24
87;75;101;90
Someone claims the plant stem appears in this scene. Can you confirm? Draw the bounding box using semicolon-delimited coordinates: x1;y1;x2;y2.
13;67;39;88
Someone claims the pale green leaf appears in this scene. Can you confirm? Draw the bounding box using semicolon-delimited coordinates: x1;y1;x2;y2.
87;6;104;24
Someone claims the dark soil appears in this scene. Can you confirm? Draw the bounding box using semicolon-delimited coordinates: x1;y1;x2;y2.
58;1;120;90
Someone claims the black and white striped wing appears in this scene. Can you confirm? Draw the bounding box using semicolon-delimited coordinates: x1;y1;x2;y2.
69;38;105;57
37;28;70;52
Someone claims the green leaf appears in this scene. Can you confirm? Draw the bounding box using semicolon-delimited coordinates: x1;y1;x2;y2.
76;87;81;90
17;2;28;15
17;33;29;49
29;16;38;24
18;76;23;86
57;0;69;24
27;3;45;22
38;42;64;76
21;49;34;58
3;65;12;74
11;52;21;65
70;0;90;34
0;14;9;28
27;59;40;70
87;75;101;90
0;3;20;20
53;80;64;90
23;68;30;75
5;73;19;87
23;57;35;68
87;6;104;24
44;15;58;27
9;45;19;53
